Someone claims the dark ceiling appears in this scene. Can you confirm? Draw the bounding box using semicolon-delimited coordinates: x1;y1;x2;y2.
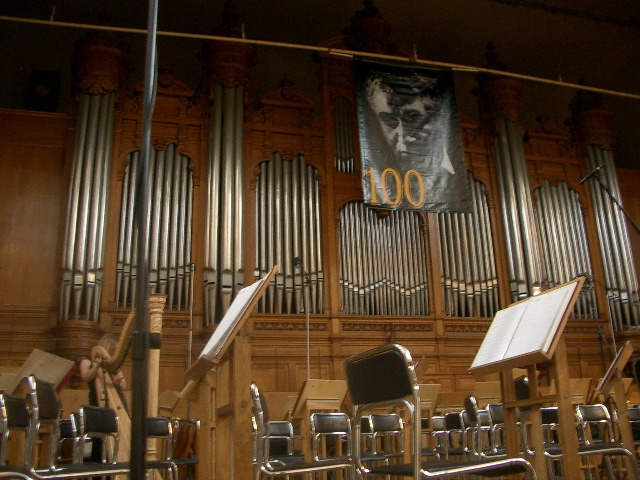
1;0;639;168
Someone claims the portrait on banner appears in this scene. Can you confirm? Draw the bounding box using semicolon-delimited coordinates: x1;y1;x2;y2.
354;59;471;212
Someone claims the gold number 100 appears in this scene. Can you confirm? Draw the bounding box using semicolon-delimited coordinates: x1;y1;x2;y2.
365;168;426;208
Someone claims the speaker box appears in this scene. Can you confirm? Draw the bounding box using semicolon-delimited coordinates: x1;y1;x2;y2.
25;68;60;112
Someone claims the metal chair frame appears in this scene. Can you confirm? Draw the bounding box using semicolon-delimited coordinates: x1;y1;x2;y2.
344;343;536;479
250;382;353;480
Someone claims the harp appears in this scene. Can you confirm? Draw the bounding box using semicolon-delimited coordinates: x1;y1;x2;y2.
90;293;167;462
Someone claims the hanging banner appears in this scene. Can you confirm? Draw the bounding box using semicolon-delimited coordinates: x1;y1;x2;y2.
354;59;471;212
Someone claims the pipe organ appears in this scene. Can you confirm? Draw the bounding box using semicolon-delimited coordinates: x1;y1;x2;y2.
333;96;356;174
115;145;194;310
438;174;499;318
535;180;597;318
586;145;640;329
59;33;131;323
338;201;429;316
60;92;117;322
203;82;247;325
493;116;546;300
254;154;324;315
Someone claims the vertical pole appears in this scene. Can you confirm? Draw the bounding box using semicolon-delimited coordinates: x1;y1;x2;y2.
131;0;157;478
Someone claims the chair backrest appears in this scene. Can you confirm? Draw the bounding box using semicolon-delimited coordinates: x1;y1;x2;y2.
576;404;615;443
310;412;351;460
486;403;504;425
0;388;38;469
147;417;174;460
268;420;294;456
77;405;120;463
370;413;404;457
345;344;417;407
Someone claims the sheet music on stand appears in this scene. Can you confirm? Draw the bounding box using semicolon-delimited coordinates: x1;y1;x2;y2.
184;265;277;380
470;277;585;375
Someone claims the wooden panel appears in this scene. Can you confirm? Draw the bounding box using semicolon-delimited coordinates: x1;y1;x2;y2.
0;110;69;308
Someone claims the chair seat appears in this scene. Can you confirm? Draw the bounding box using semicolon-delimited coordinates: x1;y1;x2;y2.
369;457;534;477
263;457;351;473
266;454;307;466
543;442;634;458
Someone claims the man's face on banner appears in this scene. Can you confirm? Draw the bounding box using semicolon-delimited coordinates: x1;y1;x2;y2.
367;76;442;161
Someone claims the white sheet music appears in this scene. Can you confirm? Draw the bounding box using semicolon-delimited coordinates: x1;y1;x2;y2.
471;281;579;369
199;270;272;359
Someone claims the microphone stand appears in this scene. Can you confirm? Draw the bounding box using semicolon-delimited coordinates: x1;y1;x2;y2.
587;169;640;235
584;168;639;372
582;277;609;373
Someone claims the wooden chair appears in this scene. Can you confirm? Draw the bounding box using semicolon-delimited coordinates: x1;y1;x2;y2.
344;343;536;479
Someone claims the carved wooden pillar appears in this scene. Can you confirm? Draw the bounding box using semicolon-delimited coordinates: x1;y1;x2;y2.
146;293;166;465
54;32;131;360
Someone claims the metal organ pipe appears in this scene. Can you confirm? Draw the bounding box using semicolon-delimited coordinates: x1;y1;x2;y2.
203;83;246;324
255;155;324;314
60;92;116;322
220;85;237;314
338;202;429;316
115;146;193;310
438;175;499;318
586;147;640;329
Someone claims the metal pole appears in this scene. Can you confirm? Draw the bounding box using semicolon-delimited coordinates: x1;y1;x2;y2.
131;0;157;478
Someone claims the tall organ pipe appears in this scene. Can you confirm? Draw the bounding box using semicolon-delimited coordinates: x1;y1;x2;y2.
115;146;192;310
586;147;639;329
60;92;116;322
495;117;545;300
203;83;246;324
255;155;324;314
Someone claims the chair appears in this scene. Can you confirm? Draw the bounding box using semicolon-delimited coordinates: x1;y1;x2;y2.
534;404;640;480
368;414;404;464
170;418;199;480
250;382;353;480
344;343;536;479
0;390;38;469
32;377;63;470
462;396;498;459
440;412;466;459
310;413;351;462
485;403;506;454
55;417;80;465
265;420;305;465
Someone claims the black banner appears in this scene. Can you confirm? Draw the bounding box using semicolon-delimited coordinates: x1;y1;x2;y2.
354;59;471;212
